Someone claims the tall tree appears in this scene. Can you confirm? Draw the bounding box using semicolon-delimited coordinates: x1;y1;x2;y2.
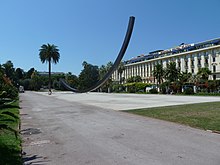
197;67;211;81
98;61;113;92
65;72;79;88
153;63;164;86
178;71;192;84
15;68;24;80
78;61;99;90
2;61;15;82
164;62;179;82
39;44;60;94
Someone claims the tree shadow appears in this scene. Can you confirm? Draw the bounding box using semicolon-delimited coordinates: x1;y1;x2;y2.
22;153;50;165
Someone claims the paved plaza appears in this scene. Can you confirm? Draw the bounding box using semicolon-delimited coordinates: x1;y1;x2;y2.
38;91;220;110
21;92;220;165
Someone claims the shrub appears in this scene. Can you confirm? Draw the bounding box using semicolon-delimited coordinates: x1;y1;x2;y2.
149;88;158;94
112;84;124;93
135;82;151;92
184;87;194;95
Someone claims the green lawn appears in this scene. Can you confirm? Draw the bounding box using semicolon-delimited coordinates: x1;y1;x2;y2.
124;102;220;132
0;101;22;165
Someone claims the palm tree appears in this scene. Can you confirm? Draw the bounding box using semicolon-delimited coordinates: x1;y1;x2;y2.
39;44;60;94
197;67;211;81
178;71;192;84
153;63;164;87
164;62;179;82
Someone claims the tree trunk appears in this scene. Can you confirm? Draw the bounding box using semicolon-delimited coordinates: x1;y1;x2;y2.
48;58;51;94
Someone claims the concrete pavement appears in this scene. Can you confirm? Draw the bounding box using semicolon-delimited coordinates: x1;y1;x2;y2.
20;91;220;165
38;91;220;110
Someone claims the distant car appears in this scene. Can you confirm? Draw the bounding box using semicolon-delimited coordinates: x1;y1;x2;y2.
19;86;24;93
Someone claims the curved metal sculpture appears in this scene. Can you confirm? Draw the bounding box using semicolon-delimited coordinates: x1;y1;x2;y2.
60;16;135;93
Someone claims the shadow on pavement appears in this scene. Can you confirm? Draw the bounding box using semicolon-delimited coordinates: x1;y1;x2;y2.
22;153;50;165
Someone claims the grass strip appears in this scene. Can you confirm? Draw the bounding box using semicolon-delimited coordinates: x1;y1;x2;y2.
124;102;220;132
0;101;22;165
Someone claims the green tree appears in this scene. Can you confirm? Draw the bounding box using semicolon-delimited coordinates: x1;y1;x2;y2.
15;68;24;80
99;65;107;80
153;63;164;87
25;68;35;79
2;61;15;84
65;72;79;88
118;62;125;84
98;61;113;92
30;73;43;91
197;67;211;81
39;44;60;94
178;71;192;83
164;62;179;82
78;61;99;90
127;76;142;83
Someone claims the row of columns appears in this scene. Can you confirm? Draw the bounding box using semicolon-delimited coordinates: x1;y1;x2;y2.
112;47;220;83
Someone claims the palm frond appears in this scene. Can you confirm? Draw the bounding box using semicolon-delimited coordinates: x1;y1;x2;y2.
1;111;19;119
0;123;18;138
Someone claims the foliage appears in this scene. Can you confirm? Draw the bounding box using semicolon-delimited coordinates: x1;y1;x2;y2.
124;83;136;93
149;88;158;94
39;43;60;92
160;82;169;94
0;101;21;165
164;62;179;82
1;61;15;84
153;63;164;85
29;74;43;91
98;61;113;92
25;68;35;79
112;84;124;93
118;62;125;84
197;67;211;81
127;76;142;83
65;72;79;89
178;71;192;84
183;87;194;95
15;68;24;80
78;61;99;90
0;84;18;100
122;82;151;93
0;69;18;100
135;82;151;92
19;79;31;90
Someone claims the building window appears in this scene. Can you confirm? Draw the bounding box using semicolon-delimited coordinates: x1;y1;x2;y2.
178;61;181;68
147;66;149;77
198;59;201;65
213;75;216;80
213;57;216;62
192;69;194;73
213;65;216;72
191;60;194;66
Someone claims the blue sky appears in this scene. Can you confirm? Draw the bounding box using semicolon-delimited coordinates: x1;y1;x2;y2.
0;0;220;75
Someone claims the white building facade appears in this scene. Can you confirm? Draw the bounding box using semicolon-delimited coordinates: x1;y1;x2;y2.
112;38;220;83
